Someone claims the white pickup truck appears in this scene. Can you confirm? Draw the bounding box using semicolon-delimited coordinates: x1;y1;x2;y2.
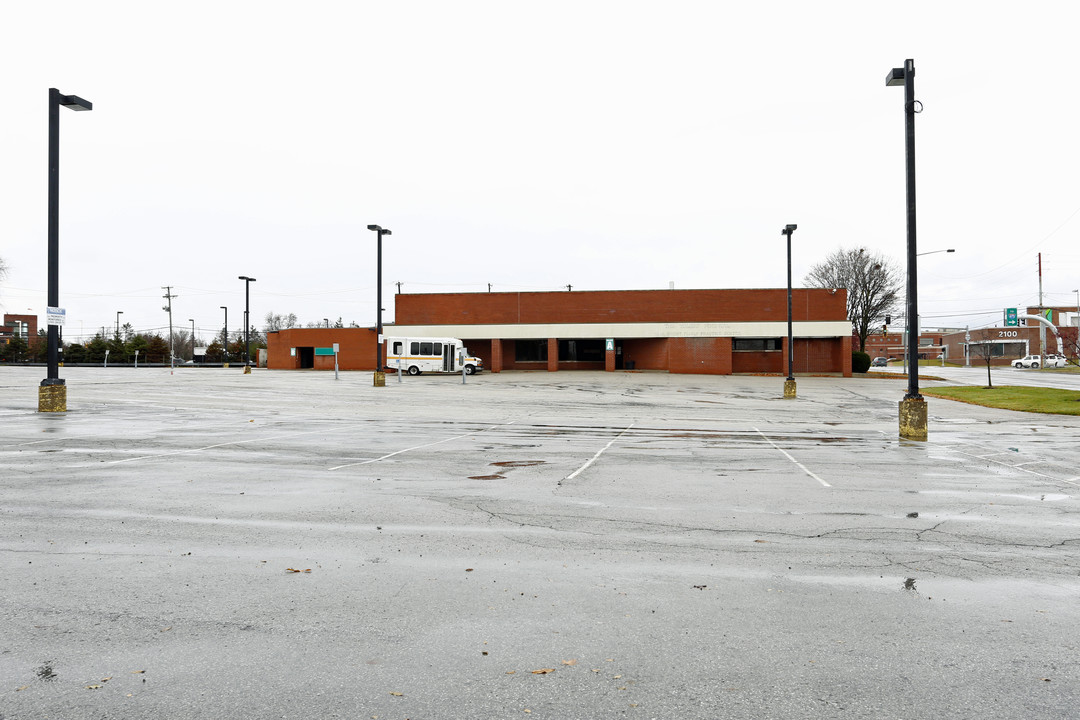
1012;353;1067;369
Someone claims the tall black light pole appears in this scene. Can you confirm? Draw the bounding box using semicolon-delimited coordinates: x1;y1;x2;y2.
115;311;123;338
220;306;228;364
782;224;798;398
887;59;926;440
238;276;256;367
367;225;391;387
40;88;92;413
189;319;195;363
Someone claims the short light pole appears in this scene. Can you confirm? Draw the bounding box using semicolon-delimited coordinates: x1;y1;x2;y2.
367;224;392;387
324;318;329;328
189;319;195;364
220;306;228;364
782;224;798;398
887;59;927;440
115;311;123;338
40;88;92;413
238;276;256;369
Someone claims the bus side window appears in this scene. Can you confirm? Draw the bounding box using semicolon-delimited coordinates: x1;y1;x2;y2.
420;342;433;355
392;342;403;355
433;342;443;355
411;342;419;355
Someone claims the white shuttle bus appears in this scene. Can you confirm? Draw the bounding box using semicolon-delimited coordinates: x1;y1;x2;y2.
384;336;484;375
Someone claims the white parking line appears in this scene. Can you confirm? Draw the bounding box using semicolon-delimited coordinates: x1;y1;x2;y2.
108;425;350;465
327;423;507;471
951;449;1056;480
753;427;831;488
562;423;634;483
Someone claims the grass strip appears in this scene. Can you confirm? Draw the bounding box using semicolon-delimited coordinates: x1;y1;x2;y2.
922;385;1080;415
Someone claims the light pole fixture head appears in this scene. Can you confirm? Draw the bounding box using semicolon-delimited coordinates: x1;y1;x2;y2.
782;224;797;236
59;93;93;111
885;67;906;87
367;224;381;232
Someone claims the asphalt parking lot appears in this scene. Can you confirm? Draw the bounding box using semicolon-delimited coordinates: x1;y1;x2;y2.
2;366;1078;719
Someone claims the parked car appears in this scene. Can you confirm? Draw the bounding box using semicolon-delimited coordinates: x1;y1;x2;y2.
871;357;888;367
1012;353;1067;369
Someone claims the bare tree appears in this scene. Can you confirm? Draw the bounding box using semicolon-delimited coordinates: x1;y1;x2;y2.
263;312;298;332
968;342;996;388
804;247;902;352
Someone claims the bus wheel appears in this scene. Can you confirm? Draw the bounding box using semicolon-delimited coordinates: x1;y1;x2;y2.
408;366;421;376
464;365;476;375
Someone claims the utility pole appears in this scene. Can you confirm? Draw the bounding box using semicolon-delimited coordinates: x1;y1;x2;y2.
395;281;403;294
1038;253;1046;365
162;286;176;371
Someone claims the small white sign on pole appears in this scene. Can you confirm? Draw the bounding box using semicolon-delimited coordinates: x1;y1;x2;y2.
47;307;66;326
333;343;339;353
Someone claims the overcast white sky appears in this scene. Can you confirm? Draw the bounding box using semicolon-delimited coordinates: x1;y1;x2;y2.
3;1;1080;343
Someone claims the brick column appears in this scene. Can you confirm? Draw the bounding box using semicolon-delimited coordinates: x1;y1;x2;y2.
490;339;503;373
547;338;558;372
606;342;615;372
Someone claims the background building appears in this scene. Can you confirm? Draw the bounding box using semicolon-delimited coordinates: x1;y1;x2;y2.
267;288;854;376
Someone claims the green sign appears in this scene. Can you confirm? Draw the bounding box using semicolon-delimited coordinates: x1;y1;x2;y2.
1005;308;1018;327
315;347;335;356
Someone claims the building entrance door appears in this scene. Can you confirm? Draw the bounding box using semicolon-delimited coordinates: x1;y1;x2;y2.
442;343;456;372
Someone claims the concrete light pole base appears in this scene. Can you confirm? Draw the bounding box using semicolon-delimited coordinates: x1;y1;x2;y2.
783;379;797;398
899;397;927;440
373;371;386;387
38;384;67;412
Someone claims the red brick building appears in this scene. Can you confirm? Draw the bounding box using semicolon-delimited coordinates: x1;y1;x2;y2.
2;314;39;348
267;288;853;376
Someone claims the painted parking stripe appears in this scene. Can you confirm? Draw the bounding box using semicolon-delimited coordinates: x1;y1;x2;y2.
561;423;634;483
327;423;508;471
753;427;831;488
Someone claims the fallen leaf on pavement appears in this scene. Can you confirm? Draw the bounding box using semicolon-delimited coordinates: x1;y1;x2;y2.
561;659;577;666
531;668;555;674
389;691;404;696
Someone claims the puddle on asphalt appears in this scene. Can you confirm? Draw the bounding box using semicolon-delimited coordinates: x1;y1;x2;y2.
918;490;1070;502
469;460;546;479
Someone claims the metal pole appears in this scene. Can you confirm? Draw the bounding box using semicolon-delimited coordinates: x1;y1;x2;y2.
221;306;228;364
786;229;794;381
45;89;61;385
376;230;382;374
902;59;920;400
